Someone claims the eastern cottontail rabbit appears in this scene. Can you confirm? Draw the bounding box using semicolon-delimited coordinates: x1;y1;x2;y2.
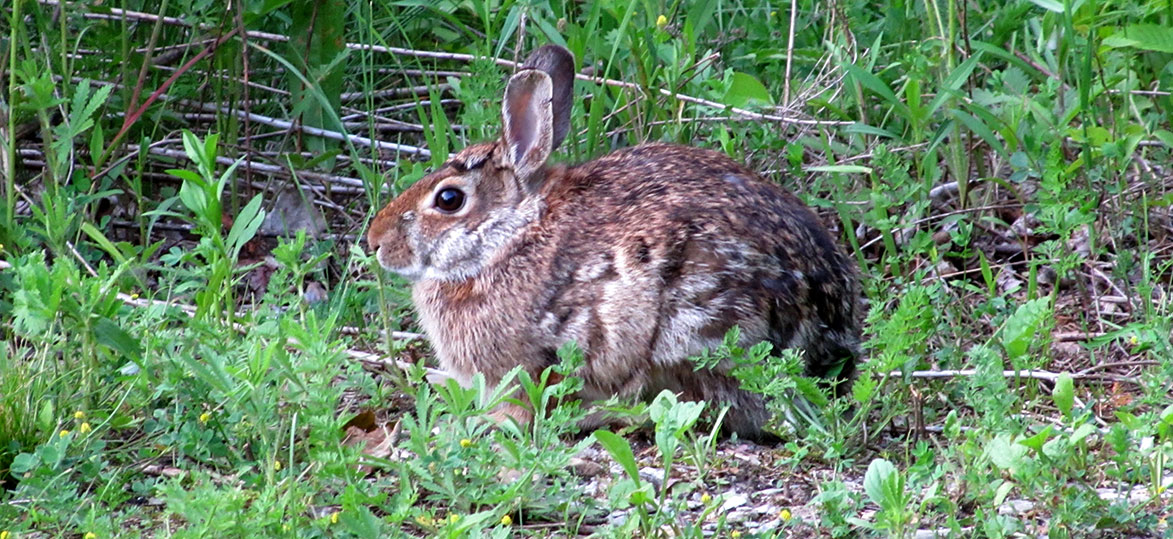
367;44;860;440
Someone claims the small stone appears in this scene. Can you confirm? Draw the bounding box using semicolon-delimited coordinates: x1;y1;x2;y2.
997;499;1035;516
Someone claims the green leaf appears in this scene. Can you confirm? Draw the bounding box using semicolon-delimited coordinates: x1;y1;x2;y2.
1025;0;1064;12
992;480;1016;507
986;433;1029;472
1070;424;1096;445
684;0;719;46
723;72;774;108
844;122;899;139
1114;411;1141;430
177;176;208;220
1153;130;1173;149
1052;372;1074;416
843;62;906;115
226;194;266;260
926;52;984;117
1000;298;1051;359
80;222;130;265
862;458;904;511
94;316;143;364
75;81;115;135
806;165;873;174
10;453;40;474
594;430;640;484
1018;425;1054;452
951;108;1007;158
1103;24;1173;53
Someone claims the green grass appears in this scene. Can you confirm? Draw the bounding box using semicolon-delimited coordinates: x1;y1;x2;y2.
2;0;1173;536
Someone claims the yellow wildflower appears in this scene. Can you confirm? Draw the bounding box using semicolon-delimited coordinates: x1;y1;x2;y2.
1;530;10;539
59;430;70;438
330;511;340;524
199;412;211;424
731;531;742;538
500;514;513;526
701;493;712;504
84;533;97;539
273;460;282;471
780;508;792;521
74;411;86;420
459;438;472;448
656;14;668;27
80;423;92;434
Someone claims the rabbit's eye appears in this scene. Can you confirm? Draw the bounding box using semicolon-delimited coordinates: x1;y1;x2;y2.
434;187;466;213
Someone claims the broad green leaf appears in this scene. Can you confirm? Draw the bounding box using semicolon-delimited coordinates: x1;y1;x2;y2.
1154;130;1173;149
594;430;640;483
992;480;1016;506
1000;297;1052;359
10;453;40;474
1053;372;1074;416
862;458;904;511
1103;24;1173;53
1070;424;1096;445
177;176;207;217
1019;425;1054;452
1026;0;1064;12
724;72;774;107
94;316;143;364
987;433;1029;472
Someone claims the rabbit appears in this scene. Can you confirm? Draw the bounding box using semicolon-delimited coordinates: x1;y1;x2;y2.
367;44;860;440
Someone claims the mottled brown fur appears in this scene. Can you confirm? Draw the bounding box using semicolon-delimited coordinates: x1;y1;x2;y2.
367;45;860;440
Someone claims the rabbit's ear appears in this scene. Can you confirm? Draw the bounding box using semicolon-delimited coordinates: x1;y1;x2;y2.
503;69;554;184
521;45;575;151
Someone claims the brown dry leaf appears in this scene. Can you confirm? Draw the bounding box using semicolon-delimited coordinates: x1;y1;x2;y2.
1107;382;1134;409
343;410;377;432
341;410;397;474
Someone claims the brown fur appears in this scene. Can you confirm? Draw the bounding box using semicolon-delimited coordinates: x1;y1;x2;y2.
367;45;860;440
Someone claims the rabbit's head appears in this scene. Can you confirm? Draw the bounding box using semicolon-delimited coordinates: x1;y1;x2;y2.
367;46;576;282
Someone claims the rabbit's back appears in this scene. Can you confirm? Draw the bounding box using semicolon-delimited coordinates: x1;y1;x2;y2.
531;143;860;409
